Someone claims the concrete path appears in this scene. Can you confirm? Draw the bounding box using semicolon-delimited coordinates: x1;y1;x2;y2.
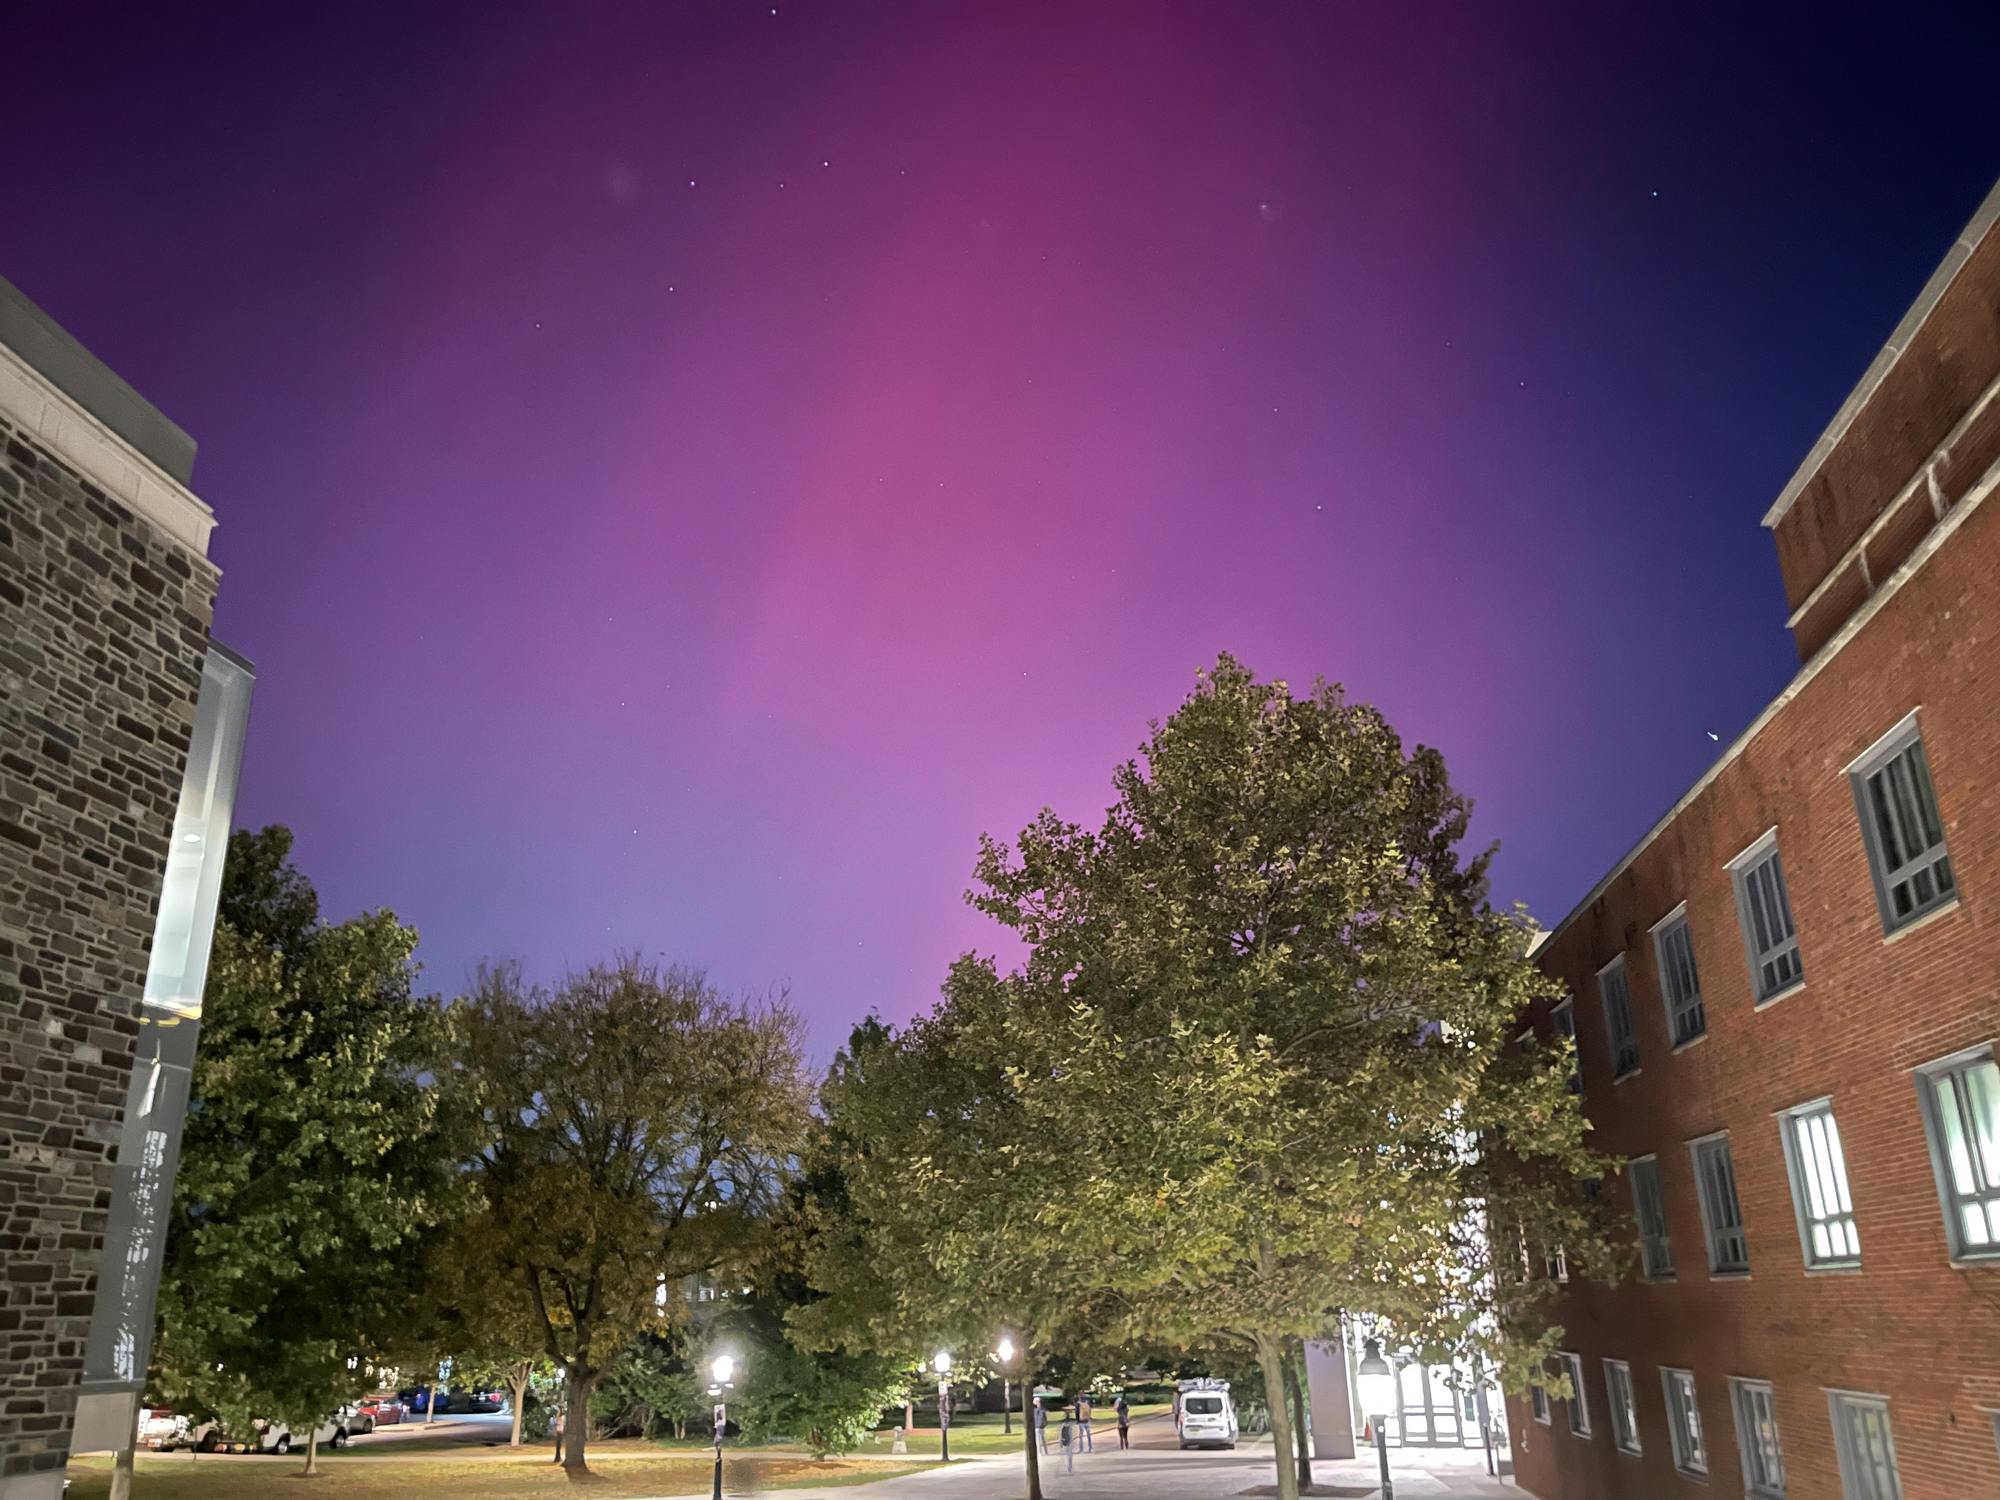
750;1417;1519;1500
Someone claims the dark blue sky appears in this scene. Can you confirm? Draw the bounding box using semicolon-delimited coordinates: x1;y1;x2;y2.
8;2;1998;1049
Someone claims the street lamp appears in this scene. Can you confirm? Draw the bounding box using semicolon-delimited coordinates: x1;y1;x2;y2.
709;1354;737;1500
934;1350;954;1463
1356;1338;1396;1500
996;1337;1017;1436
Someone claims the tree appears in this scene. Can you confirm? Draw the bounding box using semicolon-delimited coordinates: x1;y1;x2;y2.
792;1018;1130;1500
591;1333;707;1441
458;958;811;1474
418;1220;553;1446
871;657;1613;1500
154;827;465;1475
737;1295;909;1458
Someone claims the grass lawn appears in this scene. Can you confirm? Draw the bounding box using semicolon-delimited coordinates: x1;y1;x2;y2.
65;1444;928;1498
871;1403;1171;1457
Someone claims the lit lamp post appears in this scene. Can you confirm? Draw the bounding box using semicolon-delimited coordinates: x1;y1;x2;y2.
996;1337;1016;1436
1356;1338;1396;1500
934;1350;954;1463
708;1354;737;1500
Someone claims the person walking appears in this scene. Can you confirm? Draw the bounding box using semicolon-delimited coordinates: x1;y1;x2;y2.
1059;1418;1075;1473
1116;1394;1131;1450
1079;1395;1093;1452
1035;1398;1049;1454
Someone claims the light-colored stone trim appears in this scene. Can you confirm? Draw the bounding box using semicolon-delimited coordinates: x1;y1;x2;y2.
1764;175;2000;528
0;343;214;557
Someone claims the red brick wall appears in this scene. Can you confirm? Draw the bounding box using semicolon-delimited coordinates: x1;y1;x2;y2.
1505;481;2000;1500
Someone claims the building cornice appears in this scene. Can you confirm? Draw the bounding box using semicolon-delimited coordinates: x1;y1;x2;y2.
0;342;214;557
1763;175;2000;529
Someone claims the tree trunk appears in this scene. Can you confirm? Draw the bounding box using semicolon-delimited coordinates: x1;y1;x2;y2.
1253;1329;1301;1500
905;1398;915;1432
562;1362;594;1474
301;1426;319;1477
1020;1371;1043;1500
1284;1339;1312;1491
509;1368;529;1447
425;1378;439;1424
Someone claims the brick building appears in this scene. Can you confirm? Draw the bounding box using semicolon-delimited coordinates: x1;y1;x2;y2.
0;277;230;1500
1504;181;2000;1500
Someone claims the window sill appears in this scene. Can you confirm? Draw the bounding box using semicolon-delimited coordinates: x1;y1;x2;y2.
1615;1445;1643;1459
1673;1464;1711;1483
1947;1253;2000;1270
1672;1030;1710;1055
1708;1268;1751;1281
1613;1066;1642;1085
1754;980;1806;1010
1804;1262;1863;1276
1883;896;1961;945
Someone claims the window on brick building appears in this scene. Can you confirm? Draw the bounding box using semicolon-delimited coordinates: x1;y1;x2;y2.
1914;1047;2000;1259
1848;714;1954;935
1730;1378;1786;1498
1629;1155;1674;1279
1598;956;1639;1078
1551;998;1580;1092
1559;1351;1591;1436
1828;1392;1903;1500
1652;907;1706;1045
1544;1243;1569;1283
1728;831;1804;1002
1690;1132;1749;1274
1530;1379;1550;1424
1779;1099;1860;1268
1604;1360;1640;1455
1662;1368;1707;1478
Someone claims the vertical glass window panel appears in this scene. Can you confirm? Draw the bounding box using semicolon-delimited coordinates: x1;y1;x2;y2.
1552;999;1580;1093
1923;1055;2000;1256
1782;1103;1860;1267
1734;843;1804;1001
1561;1353;1590;1436
1604;1361;1640;1455
1830;1394;1904;1500
1654;915;1706;1044
1664;1369;1707;1476
1630;1156;1674;1278
1692;1135;1749;1274
1530;1383;1550;1423
1731;1380;1786;1497
1853;727;1955;933
1600;960;1640;1077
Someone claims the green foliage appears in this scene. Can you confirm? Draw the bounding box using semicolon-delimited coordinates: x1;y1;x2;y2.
738;1314;909;1457
456;958;812;1472
154;827;467;1441
591;1334;706;1440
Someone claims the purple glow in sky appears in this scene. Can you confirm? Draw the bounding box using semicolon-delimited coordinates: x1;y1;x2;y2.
10;2;1998;1052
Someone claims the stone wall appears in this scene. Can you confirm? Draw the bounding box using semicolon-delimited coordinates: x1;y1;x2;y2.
0;413;216;1496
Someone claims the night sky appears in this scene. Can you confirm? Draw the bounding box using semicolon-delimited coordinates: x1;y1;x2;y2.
10;3;1998;1053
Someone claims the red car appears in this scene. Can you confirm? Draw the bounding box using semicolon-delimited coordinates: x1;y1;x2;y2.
356;1397;406;1428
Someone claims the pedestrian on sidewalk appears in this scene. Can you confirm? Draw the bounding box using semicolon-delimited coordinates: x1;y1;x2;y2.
1059;1419;1075;1473
1079;1395;1093;1452
1035;1397;1049;1453
1115;1394;1130;1449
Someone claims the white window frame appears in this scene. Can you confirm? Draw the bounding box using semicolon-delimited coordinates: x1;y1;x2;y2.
1651;904;1707;1047
1826;1390;1903;1500
1730;1377;1786;1498
1558;1351;1590;1437
1662;1367;1707;1478
1727;828;1805;1004
1597;955;1640;1080
1777;1097;1861;1269
1629;1154;1674;1280
1846;710;1955;936
1544;1243;1569;1284
1913;1043;2000;1261
1551;997;1580;1093
1603;1359;1640;1456
1689;1131;1749;1275
1530;1379;1551;1425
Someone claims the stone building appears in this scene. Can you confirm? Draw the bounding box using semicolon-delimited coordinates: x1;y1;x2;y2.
0;276;234;1500
1506;180;2000;1500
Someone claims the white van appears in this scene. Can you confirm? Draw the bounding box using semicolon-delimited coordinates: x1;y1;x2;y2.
1176;1380;1238;1450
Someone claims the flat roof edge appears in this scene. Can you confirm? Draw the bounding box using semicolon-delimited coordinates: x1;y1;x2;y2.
1762;177;2000;530
0;273;196;486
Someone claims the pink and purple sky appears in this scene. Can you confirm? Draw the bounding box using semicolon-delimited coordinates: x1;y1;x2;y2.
11;2;1998;1052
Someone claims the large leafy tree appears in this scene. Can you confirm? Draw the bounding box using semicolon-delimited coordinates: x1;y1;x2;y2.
154;827;466;1473
458;959;811;1474
829;658;1612;1500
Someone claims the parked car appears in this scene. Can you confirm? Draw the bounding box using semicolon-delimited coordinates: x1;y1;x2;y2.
248;1413;356;1454
1176;1380;1239;1450
357;1396;405;1427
